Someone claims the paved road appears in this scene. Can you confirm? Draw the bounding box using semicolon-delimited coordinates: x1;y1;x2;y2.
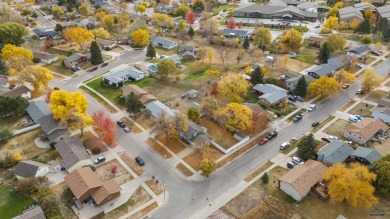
29;6;56;28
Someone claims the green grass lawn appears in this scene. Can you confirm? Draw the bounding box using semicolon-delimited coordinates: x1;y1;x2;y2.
270;103;297;117
297;54;316;64
243;89;259;103
0;184;36;219
44;58;75;77
211;4;237;14
155;47;178;56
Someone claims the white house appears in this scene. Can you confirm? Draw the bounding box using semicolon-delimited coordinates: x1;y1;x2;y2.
145;100;177;118
33;51;59;64
103;64;147;87
346;45;371;58
151;37;177;50
14;160;50;179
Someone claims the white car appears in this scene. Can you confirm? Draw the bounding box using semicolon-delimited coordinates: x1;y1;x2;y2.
307;104;316;112
290;137;298;142
329;136;339;141
280;142;290;150
349;115;359;123
292;157;304;165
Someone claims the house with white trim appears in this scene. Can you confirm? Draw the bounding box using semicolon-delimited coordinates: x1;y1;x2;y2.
102;64;147;87
150;37;177;50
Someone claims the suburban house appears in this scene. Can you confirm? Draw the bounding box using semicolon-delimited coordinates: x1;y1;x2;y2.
160;54;181;65
372;106;390;124
308;36;324;48
222;29;252;39
33;51;59;64
103;64;147;87
284;74;314;92
150;37;177;50
145;100;177;118
0;76;9;88
65;167;121;206
354;2;376;11
122;84;157;105
78;18;100;29
0;85;31;99
14;206;46;219
160;6;174;14
307;57;344;79
253;84;288;107
32;27;61;40
64;53;91;69
14;160;50;180
54;138;92;173
96;38;117;50
26;101;70;143
376;5;390;21
179;44;197;61
346;45;371;58
338;6;364;22
179;120;211;145
94;0;110;8
351;146;382;165
278;160;327;201
344;118;388;144
317;140;354;165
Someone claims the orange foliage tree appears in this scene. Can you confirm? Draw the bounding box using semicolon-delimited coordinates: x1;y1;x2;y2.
92;111;117;148
251;109;268;135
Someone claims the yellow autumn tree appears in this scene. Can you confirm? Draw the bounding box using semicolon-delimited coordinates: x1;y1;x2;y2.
324;16;339;30
280;28;302;51
218;73;250;103
91;28;111;39
63;27;94;50
79;3;89;17
12;152;23;163
333;69;356;84
334;2;343;8
364;8;373;19
218;103;252;131
18;66;53;89
101;15;115;31
52;5;64;20
95;10;107;21
325;34;346;52
324;163;378;208
245;65;252;75
1;44;33;61
207;47;214;64
131;29;149;47
328;7;339;18
349;18;361;30
24;0;34;5
135;4;146;14
152;13;173;35
309;76;340;98
205;69;220;79
361;69;383;92
280;54;290;68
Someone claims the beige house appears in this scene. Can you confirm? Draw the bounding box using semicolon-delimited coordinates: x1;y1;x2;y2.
54;138;92;172
278;160;327;201
122;84;157;105
96;38;117;49
33;51;59;64
344;118;388;144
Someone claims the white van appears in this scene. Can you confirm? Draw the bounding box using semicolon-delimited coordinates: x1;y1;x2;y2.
280;142;290;150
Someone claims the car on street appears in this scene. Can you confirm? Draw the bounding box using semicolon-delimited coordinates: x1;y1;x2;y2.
287;162;295;169
354;114;364;121
101;63;108;67
89;66;98;72
295;96;305;102
94;155;106;164
259;138;269;145
356;63;364;68
290;137;297;142
329;136;339;141
292;157;304;165
321;136;331;143
54;87;60;90
315;25;321;28
342;84;350;89
288;96;297;102
356;89;364;94
307;104;316;112
288;52;297;58
123;126;132;133
135;156;145;166
349;115;359;123
293;114;303;123
312;121;319;127
280;142;290;150
116;120;126;128
267;131;278;140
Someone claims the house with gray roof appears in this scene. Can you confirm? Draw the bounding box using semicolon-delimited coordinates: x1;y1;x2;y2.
14;160;50;180
103;64;147;87
0;76;9;89
33;51;59;64
54;138;92;173
253;84;288;107
376;5;390;21
32;27;61;40
354;2;376;11
233;4;317;20
372;106;390;124
222;29;251;39
284;74;314;92
308;57;344;79
64;53;91;69
347;45;371;58
145;100;177;118
179;44;197;61
161;54;181;65
317;140;354;165
351;146;382;165
94;0;110;8
1;85;31;99
26;101;70;143
179;120;211;146
338;6;364;22
14;206;46;219
151;37;177;50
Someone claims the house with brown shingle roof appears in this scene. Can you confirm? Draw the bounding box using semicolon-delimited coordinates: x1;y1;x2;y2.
54;138;92;173
1;85;31;99
14;206;46;219
65;167;121;206
344;118;388;144
96;38;117;49
33;51;59;64
278;159;327;201
122;84;157;105
14;160;50;180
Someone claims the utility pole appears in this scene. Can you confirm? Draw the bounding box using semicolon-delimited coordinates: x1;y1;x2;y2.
163;181;166;199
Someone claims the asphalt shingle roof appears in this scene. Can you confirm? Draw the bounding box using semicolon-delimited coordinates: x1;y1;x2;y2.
54;138;90;170
26;101;53;122
347;45;371;55
317;140;354;165
14;160;48;178
352;146;382;163
145;100;176;118
14;206;46;219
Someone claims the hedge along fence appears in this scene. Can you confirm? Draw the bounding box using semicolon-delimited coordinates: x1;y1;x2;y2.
210;136;250;154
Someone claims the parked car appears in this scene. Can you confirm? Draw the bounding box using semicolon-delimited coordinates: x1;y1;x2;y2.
259;138;269;145
287;162;295;169
349;115;359;123
280;142;290;150
292;157;304;165
90;66;98;72
315;25;321;28
288;52;297;58
321;136;331;143
342;84;350;89
295;96;305;102
293;114;303;123
312;121;319;127
290;137;297;142
356;89;364;94
94;155;106;164
116;121;126;128
266;131;278;140
123;126;132;133
354;115;364;121
329;136;339;141
54;87;60;90
356;63;364;68
371;51;381;56
135;156;145;166
101;62;108;67
70;66;81;72
307;104;316;112
288;96;297;102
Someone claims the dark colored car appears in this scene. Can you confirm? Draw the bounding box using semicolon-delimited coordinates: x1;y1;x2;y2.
54;87;60;90
266;131;278;140
135;156;145;166
116;121;126;128
89;66;98;72
71;67;80;72
288;96;297;102
293;115;303;123
370;51;380;56
259;138;269;145
312;121;319;127
101;63;108;67
321;137;331;143
287;162;295;169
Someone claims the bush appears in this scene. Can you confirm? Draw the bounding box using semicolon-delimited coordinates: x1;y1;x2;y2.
105;47;111;51
2;153;16;168
361;36;373;44
37;187;62;218
293;26;309;33
91;147;101;155
90;165;96;171
49;142;56;148
17;178;38;195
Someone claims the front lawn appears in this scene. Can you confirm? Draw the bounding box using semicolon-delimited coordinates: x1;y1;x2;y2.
366;89;388;102
44;58;75;77
155;47;178;56
269;103;297;117
347;102;375;117
211;4;238;14
0;184;36;219
323;119;350;139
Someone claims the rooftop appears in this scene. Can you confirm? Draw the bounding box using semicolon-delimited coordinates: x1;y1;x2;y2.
54;138;91;170
317;140;354;164
352;146;382;163
346;118;388;140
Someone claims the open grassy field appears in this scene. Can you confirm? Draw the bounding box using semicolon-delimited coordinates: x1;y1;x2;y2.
0;184;36;219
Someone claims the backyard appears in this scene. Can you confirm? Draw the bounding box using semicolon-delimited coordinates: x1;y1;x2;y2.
199;119;238;150
0;184;36;219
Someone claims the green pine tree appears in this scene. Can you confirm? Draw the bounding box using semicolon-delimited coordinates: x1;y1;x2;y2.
146;42;156;59
294;76;307;98
318;42;330;64
243;36;249;49
383;29;390;41
125;92;144;116
188;26;195;38
297;133;318;161
355;19;371;35
90;41;103;65
250;66;263;85
261;172;269;184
